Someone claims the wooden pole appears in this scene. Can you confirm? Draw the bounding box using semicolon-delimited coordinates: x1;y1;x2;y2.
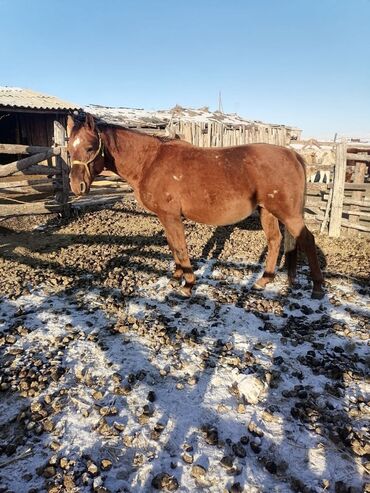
328;141;347;237
0;143;56;155
53;121;70;218
0;150;56;177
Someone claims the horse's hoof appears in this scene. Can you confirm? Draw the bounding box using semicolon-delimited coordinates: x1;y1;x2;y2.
311;290;325;300
252;281;265;291
171;287;192;300
168;278;181;288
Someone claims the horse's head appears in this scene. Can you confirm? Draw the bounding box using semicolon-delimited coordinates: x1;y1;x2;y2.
67;113;105;196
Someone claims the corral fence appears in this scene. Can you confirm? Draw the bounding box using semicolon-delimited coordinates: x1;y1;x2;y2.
295;140;370;237
0;122;70;218
0;121;369;238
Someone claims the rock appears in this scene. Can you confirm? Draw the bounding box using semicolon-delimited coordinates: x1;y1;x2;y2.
204;427;218;445
220;456;234;469
147;390;156;402
181;452;193;464
237;374;265;404
190;464;206;479
232;442;246;458
151;472;179;491
101;459;112;471
265;461;277;474
87;461;99;476
250;440;261;454
236;403;246;414
42;466;56;478
229;482;243;493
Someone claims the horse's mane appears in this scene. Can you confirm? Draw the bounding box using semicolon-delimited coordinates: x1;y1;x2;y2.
97;121;179;142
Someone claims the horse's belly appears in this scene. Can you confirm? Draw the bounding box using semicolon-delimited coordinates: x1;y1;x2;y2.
182;199;255;226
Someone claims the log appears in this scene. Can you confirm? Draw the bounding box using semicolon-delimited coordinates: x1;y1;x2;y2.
329;141;347;237
71;194;124;208
0;150;56;177
0;143;60;155
0;177;52;186
13;165;59;176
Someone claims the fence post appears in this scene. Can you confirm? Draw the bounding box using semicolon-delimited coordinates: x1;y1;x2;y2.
328;140;346;237
53;121;70;218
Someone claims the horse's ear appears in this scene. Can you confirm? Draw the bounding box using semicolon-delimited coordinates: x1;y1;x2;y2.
85;113;96;131
67;115;74;138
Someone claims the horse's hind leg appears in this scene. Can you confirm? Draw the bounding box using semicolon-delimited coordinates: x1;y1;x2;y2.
254;208;282;290
284;217;324;299
158;213;195;297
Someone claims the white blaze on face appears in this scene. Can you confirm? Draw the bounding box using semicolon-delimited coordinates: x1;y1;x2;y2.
72;137;81;148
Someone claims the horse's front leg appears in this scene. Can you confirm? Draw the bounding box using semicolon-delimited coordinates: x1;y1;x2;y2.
158;213;195;297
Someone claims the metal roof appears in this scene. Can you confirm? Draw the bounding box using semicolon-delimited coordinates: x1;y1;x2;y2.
0;86;80;111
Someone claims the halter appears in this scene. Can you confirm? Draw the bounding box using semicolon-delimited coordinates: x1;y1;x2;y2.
71;132;104;180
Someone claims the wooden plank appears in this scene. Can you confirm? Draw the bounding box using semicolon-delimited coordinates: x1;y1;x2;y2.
0;202;62;217
320;188;333;233
342;210;370;219
0;183;55;194
329;182;370;191
340;218;370;232
0;143;58;155
348;162;367;235
346;152;370;162
54;121;70;217
324;195;370;207
0;150;56;177
329;141;347;237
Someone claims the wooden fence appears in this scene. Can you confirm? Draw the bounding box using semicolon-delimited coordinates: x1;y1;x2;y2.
1;122;369;237
299;140;370;237
170;120;295;147
0;122;70;218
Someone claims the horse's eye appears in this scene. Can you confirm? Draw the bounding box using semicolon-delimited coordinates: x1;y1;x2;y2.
87;147;93;152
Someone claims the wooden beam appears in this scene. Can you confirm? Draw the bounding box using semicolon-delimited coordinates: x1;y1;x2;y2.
54;121;70;217
328;141;347;237
346;152;370;162
0;143;60;155
0;202;62;217
0;150;56;177
12;165;59;176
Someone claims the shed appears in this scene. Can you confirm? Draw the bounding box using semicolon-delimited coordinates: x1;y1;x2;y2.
0;87;79;165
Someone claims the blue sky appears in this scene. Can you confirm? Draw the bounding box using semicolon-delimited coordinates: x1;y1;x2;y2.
1;0;369;138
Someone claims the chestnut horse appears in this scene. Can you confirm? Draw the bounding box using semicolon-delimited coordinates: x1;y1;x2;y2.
67;114;324;299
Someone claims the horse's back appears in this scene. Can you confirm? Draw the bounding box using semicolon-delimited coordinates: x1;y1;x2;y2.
139;141;306;225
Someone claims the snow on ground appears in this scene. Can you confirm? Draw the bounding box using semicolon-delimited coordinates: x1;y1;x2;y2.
0;261;369;493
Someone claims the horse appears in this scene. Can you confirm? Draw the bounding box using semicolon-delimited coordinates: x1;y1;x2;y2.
67;113;324;299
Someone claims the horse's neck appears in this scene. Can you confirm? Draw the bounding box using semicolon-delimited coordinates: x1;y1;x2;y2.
102;127;161;188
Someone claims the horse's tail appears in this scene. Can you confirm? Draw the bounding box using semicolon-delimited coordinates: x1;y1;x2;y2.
284;151;307;284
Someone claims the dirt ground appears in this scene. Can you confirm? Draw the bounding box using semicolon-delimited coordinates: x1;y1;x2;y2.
0;198;369;493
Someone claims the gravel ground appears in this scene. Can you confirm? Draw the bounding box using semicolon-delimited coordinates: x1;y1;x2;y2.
0;198;369;493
